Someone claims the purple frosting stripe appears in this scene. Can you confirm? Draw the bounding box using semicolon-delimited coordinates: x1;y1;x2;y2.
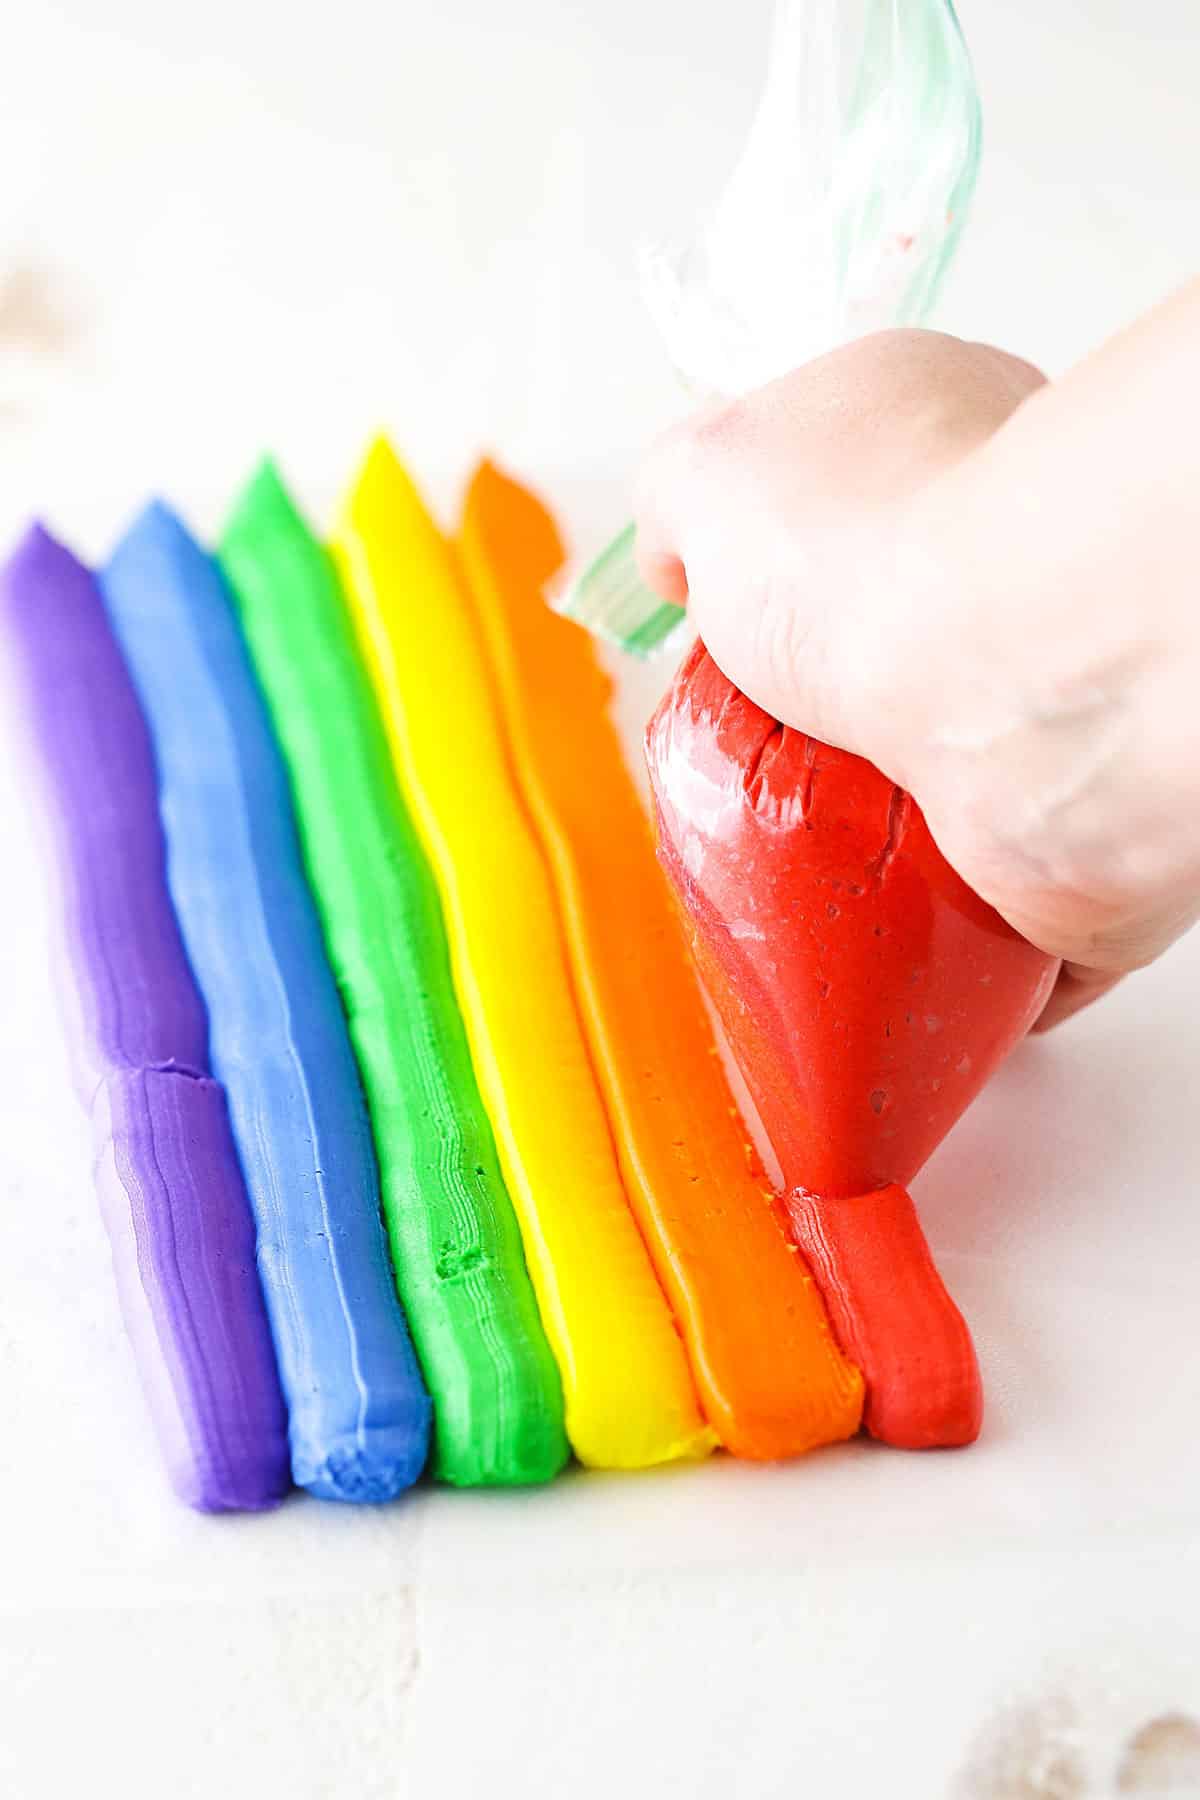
1;523;290;1512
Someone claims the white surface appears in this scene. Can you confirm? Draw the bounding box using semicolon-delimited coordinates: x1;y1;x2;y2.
2;4;1199;1797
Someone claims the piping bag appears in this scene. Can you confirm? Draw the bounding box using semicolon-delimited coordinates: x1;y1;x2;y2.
567;0;1060;1447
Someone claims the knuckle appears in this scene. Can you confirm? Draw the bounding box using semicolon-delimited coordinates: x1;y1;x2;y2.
688;396;749;460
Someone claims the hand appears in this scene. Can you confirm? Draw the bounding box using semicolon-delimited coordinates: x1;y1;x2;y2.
635;318;1200;1028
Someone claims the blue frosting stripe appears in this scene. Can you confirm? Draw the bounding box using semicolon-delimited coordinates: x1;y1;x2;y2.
101;502;432;1501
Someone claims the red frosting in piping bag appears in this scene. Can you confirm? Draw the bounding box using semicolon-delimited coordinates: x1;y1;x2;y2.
646;641;1060;1448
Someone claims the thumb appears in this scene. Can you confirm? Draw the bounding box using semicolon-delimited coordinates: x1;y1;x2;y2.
632;332;1047;764
633;396;884;757
632;402;726;608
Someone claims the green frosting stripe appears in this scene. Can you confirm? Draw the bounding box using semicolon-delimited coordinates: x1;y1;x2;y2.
219;462;569;1486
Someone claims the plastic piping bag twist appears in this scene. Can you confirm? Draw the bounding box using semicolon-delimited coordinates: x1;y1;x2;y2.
561;0;982;653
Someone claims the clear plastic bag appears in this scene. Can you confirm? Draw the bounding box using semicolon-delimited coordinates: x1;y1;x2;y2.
560;0;981;657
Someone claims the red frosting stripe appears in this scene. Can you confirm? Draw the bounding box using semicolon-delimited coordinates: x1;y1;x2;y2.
647;640;1059;1450
786;1184;982;1448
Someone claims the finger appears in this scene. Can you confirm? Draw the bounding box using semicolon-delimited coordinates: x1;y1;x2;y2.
633;543;689;605
632;405;726;572
632;421;698;602
1030;963;1124;1032
633;400;836;738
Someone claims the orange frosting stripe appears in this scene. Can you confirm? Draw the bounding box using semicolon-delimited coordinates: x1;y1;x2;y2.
457;460;865;1458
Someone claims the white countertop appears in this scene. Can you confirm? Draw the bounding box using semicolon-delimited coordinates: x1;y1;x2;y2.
2;3;1199;1795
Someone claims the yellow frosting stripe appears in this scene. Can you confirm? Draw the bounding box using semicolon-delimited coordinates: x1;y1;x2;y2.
332;440;712;1469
